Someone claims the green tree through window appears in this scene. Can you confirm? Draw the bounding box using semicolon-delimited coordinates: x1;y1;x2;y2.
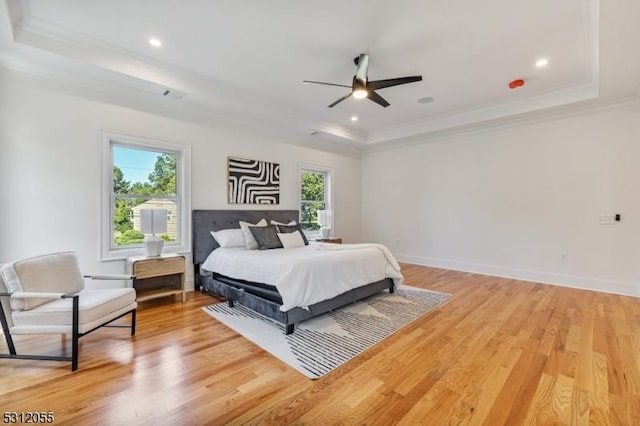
112;148;177;246
113;166;133;233
149;153;176;195
300;169;329;231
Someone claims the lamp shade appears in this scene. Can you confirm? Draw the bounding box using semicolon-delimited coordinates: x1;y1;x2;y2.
317;210;332;227
317;210;327;226
140;209;168;257
318;209;332;238
140;209;168;235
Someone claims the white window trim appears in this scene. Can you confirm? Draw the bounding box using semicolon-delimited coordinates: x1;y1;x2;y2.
298;163;333;240
100;131;191;261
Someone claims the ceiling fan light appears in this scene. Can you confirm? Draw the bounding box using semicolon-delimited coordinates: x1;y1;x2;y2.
352;89;368;99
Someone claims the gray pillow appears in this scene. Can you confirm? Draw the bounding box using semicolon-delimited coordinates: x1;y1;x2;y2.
249;225;283;250
277;223;309;245
239;218;267;250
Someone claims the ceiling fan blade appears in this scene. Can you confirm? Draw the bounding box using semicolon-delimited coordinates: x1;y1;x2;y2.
367;76;422;91
303;80;351;88
328;93;352;108
368;90;390;108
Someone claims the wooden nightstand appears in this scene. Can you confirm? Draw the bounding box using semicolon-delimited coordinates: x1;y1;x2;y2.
314;238;342;244
127;254;186;303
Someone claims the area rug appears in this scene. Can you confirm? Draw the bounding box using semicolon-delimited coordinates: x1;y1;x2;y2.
202;286;451;379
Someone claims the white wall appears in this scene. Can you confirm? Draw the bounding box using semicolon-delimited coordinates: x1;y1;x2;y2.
362;105;640;296
0;69;362;289
4;66;639;298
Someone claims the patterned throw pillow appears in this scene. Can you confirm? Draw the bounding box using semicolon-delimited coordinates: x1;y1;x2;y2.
249;225;283;250
239;218;267;250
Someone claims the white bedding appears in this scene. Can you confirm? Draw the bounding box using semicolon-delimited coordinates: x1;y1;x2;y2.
201;242;404;311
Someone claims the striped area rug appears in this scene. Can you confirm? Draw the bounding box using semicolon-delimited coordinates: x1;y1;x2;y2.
203;286;451;379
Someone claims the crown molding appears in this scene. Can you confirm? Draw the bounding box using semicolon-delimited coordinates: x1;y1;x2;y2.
367;80;599;145
0;59;366;160
362;94;640;154
4;3;366;146
367;0;600;145
3;0;604;152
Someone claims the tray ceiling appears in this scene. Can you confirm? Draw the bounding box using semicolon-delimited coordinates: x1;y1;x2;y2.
1;0;638;152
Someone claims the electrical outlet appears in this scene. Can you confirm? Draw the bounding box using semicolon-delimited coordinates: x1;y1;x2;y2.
560;253;568;263
599;216;615;225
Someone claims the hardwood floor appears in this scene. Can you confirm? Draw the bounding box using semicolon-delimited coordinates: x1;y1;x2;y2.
1;263;639;425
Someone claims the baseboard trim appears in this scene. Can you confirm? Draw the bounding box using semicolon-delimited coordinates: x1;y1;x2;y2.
395;254;640;298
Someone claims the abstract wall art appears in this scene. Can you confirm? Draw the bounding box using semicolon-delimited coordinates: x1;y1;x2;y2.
228;157;280;204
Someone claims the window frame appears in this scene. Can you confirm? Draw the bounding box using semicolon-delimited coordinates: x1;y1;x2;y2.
100;131;191;260
298;163;333;240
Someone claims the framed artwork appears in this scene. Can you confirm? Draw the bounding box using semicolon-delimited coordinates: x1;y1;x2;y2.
228;156;280;204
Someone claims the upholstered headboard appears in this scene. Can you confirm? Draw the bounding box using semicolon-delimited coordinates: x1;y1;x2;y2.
191;209;299;266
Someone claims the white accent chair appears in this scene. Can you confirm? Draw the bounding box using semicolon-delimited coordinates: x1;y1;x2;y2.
0;252;137;371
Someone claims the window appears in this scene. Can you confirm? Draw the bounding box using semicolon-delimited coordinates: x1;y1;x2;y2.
299;164;332;238
101;132;191;260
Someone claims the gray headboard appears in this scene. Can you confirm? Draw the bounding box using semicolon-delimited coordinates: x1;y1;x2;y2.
192;209;299;266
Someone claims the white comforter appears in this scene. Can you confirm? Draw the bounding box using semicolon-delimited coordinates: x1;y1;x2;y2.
201;242;404;311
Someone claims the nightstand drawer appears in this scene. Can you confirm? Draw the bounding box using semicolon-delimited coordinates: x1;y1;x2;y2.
133;256;184;279
314;238;342;244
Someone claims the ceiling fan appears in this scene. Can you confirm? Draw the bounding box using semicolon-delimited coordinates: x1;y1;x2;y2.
304;53;422;108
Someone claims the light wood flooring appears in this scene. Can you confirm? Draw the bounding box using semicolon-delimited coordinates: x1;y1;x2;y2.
1;263;640;425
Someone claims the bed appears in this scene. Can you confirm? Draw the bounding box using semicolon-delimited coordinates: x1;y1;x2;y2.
192;209;401;334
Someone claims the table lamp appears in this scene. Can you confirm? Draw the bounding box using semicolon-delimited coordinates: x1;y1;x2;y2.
140;209;168;257
317;209;332;239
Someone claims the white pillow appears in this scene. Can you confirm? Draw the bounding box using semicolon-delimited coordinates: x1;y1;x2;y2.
277;231;305;249
239;218;267;250
271;220;297;226
210;229;245;248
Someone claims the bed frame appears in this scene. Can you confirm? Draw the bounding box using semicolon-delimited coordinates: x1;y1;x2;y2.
192;209;394;334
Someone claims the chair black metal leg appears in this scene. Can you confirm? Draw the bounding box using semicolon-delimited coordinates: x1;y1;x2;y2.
2;294;136;371
130;310;136;336
285;324;295;335
71;295;79;371
0;301;17;355
228;300;234;308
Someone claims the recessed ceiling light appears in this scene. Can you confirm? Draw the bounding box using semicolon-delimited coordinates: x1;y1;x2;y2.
418;96;435;104
350;116;358;122
536;58;549;68
149;38;162;48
